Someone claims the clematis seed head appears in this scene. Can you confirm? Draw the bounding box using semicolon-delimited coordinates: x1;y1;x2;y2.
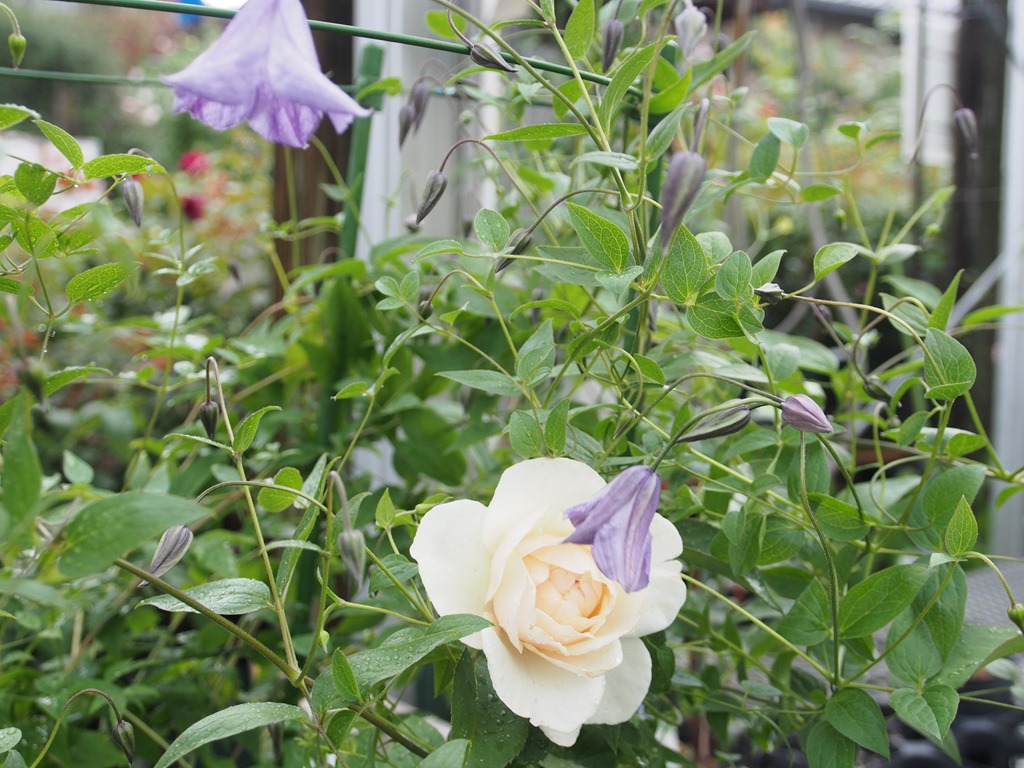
415;170;448;225
8;33;26;69
781;394;832;434
121;176;144;228
661;151;706;247
564;466;660;592
602;19;625;73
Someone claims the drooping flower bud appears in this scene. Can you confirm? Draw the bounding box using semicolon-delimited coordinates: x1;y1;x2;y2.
864;376;890;402
753;282;785;304
415;170;448;225
953;107;979;160
112;720;135;766
337;529;367;592
144;525;194;584
564;466;660;592
121;176;144;228
677;403;751;442
199;399;218;440
661;151;706;246
781;394;832;434
469;43;517;73
692;97;710;149
674;1;707;65
398;103;416;148
1009;603;1024;636
8;33;26;69
496;227;532;272
602;19;625;73
410;80;431;130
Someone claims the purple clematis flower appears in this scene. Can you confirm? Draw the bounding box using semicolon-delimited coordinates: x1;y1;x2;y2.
163;0;370;148
564;465;660;592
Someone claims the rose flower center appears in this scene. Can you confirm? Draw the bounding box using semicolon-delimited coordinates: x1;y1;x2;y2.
527;554;609;627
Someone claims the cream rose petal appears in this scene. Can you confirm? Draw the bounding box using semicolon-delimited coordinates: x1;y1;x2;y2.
630;514;687;637
586;636;652;725
482;629;605;735
409;499;490;649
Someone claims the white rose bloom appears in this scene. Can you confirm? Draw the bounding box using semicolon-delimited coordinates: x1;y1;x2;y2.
410;457;687;746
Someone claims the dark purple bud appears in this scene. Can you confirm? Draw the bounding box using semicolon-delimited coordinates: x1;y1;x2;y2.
112;720;135;766
398;103;416;148
415;170;448;225
410;80;431;129
144;525;193;584
602;19;625;73
677;403;751;442
692;97;710;149
753;282;785;304
469;43;517;73
781;394;832;434
8;33;26;69
121;176;144;228
564;466;660;592
954;107;978;160
199;399;218;440
661;151;706;246
496;228;533;273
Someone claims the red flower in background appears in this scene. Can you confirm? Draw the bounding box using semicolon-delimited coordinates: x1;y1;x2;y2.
179;150;211;176
181;194;205;221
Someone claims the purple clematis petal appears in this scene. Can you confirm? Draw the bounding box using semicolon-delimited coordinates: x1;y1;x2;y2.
163;0;370;148
564;466;660;592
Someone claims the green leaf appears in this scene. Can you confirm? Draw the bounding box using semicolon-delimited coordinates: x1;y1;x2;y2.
0;277;31;296
60;492;207;578
232;406;281;454
65;262;136;303
369;553;418;593
0;727;21;755
566;202;630;272
749;133;780;182
422;740;469;767
347;614;491;692
437;370;520;397
45;365;110;397
890;685;958;741
483;123;588;142
62;450;94;486
257;467;303;512
725;508;764;577
1;400;41;526
944;496;978;556
923;465;986;532
139;578;271;615
808;493;868;541
376;489;396;528
0;104;39;131
544;399;570;455
688;293;744;339
4;749;26;768
81;153;164;180
923;329;976;400
806;722;856;768
838;564;929;638
571;150;640;171
452;654;527;768
776;579;829;645
599;42;657;127
714;250;752;300
813;242;858;281
474;208;509;251
646;105;686;161
33;120;84;168
801;183;842;202
935;624;1024;688
564;0;595;59
425;9;466;39
751;249;784;287
331;649;362;703
509;410;544;459
153;702;307;768
689;32;754;91
825;688;890;758
767;116;809;148
662;223;709;305
14;163;57;206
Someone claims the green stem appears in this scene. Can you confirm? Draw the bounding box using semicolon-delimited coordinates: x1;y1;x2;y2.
28;688;126;768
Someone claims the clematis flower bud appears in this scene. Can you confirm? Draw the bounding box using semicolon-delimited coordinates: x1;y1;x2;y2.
674;1;707;65
112;720;135;766
661;151;706;246
337;529;367;592
781;394;832;434
415;170;448;225
677;403;751;442
410;80;431;130
864;376;890;402
563;466;660;592
602;19;624;73
754;282;785;304
1009;603;1024;636
198;399;219;441
496;227;533;272
469;43;517;73
692;97;710;149
954;107;979;160
120;176;144;228
398;103;416;148
143;525;194;585
8;33;26;69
